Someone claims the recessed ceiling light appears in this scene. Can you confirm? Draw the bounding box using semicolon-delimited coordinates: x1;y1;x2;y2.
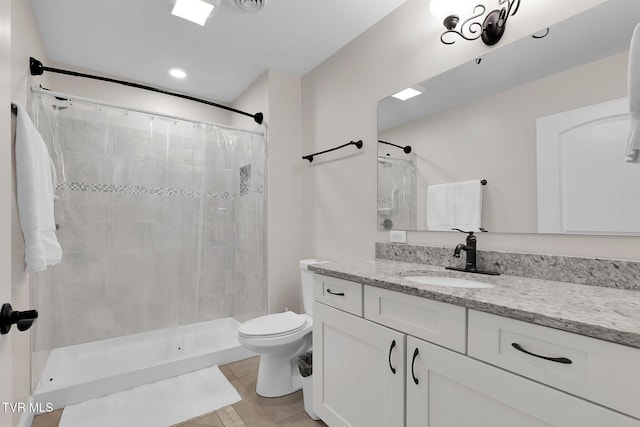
171;0;219;26
169;68;187;79
391;88;422;101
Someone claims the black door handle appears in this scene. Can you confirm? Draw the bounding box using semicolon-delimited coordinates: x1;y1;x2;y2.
411;348;419;385
326;289;345;296
388;340;396;374
511;343;572;365
1;303;38;334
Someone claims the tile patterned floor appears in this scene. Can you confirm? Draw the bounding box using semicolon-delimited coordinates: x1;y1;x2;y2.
31;356;327;427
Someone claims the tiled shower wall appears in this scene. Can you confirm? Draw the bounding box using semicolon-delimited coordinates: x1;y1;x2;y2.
31;99;266;350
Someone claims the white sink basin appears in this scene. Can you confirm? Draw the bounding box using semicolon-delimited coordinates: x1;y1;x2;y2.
403;275;494;289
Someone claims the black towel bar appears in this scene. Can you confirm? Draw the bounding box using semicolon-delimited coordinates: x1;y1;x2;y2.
303;140;363;163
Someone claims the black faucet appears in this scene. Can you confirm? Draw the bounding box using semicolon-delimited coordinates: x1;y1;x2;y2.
453;232;478;271
446;229;500;276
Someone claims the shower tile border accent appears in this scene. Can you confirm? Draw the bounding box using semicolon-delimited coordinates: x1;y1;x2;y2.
375;242;640;291
57;181;264;199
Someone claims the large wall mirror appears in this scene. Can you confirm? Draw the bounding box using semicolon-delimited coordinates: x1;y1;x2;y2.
377;0;640;235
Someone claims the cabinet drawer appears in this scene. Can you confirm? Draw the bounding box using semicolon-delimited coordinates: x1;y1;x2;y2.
314;275;363;316
364;286;466;353
468;310;640;419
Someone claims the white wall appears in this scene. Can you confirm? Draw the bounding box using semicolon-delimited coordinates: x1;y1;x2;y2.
233;70;304;313
263;71;303;312
301;0;640;261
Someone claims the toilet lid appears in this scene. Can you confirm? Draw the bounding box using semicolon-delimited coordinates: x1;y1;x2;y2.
239;311;307;337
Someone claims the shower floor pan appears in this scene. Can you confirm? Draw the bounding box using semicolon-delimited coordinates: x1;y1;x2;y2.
33;317;255;410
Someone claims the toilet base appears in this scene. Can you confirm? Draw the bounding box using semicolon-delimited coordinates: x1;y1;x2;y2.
256;352;304;397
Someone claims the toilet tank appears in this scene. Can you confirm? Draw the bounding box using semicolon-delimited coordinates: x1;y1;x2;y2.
299;259;328;315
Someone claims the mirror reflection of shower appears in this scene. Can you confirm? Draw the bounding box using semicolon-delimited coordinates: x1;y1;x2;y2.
377;153;417;230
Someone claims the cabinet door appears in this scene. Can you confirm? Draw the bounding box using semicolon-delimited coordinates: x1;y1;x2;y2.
406;336;640;427
313;302;405;427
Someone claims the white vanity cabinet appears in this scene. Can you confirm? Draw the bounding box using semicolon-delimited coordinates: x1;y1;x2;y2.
312;274;640;427
313;274;405;426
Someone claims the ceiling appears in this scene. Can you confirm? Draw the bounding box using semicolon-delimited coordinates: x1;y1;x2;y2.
30;0;407;104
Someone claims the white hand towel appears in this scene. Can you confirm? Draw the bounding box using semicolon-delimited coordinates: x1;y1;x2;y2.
14;103;62;272
426;180;483;231
626;23;640;162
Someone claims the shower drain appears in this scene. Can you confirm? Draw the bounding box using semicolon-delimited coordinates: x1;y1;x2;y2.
232;0;269;13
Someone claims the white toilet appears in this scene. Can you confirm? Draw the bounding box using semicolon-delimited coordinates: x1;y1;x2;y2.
238;259;327;397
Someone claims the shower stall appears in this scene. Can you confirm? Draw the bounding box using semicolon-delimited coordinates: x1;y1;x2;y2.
28;89;267;409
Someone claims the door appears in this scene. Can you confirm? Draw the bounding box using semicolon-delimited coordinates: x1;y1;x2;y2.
406;336;640;427
0;1;13;427
313;302;405;427
536;97;640;235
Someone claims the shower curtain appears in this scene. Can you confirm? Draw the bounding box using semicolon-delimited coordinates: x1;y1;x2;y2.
29;91;267;380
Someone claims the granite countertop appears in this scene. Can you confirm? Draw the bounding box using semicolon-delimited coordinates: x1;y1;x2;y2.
309;259;640;349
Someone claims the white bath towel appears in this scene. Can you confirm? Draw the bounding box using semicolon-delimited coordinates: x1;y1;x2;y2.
426;180;483;231
626;23;640;162
14;103;62;272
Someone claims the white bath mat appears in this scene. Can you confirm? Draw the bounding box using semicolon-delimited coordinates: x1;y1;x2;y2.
59;365;240;427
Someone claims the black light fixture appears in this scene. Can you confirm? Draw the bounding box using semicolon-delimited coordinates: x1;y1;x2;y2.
430;0;521;46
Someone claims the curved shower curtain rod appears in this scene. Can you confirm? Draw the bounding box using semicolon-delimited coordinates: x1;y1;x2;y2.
378;140;412;154
30;87;264;136
29;57;264;125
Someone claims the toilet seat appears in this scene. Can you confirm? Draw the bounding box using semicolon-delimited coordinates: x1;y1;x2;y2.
238;311;307;339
